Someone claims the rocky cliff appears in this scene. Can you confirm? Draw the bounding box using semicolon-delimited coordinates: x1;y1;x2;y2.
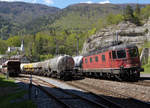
82;18;150;54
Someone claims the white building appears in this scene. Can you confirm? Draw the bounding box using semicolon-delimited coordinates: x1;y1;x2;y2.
7;40;24;53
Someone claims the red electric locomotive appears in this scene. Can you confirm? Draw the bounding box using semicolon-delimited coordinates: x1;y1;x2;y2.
82;43;144;81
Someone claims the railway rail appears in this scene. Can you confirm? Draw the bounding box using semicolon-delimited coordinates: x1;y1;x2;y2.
16;78;71;108
17;74;150;108
33;77;122;108
67;80;150;108
129;80;150;87
16;75;123;108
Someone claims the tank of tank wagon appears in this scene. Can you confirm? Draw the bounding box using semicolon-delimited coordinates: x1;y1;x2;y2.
36;60;51;76
21;63;34;74
49;55;74;78
42;59;51;76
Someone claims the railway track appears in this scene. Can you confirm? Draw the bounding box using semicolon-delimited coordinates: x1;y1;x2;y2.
67;80;150;108
34;77;123;108
130;80;150;87
18;74;150;108
16;78;71;108
16;75;122;108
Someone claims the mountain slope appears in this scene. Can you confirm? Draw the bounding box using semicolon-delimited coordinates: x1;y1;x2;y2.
0;1;60;24
51;3;123;31
0;1;60;38
0;2;147;39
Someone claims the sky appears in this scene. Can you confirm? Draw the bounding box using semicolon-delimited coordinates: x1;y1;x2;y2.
0;0;150;8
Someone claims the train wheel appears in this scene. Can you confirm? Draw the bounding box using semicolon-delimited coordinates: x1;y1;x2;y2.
134;71;140;82
57;74;62;79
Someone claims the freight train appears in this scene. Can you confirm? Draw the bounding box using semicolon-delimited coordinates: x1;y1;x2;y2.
74;43;144;81
1;60;21;76
0;41;141;81
21;55;75;80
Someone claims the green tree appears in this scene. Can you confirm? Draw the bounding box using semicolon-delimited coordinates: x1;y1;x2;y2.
141;5;150;19
124;5;141;25
0;39;7;54
40;54;53;61
6;36;21;47
124;5;134;22
106;14;124;25
134;4;141;18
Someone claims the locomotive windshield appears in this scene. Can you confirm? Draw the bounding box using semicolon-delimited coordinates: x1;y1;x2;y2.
117;50;126;59
128;48;138;57
112;50;126;59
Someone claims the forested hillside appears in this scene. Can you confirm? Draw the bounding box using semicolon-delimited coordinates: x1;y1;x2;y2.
51;3;122;30
0;2;59;24
0;1;60;38
0;2;141;39
0;2;150;61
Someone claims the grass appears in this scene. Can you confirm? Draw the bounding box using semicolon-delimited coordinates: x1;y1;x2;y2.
0;74;37;108
143;64;150;74
0;90;36;108
140;41;150;74
0;74;17;87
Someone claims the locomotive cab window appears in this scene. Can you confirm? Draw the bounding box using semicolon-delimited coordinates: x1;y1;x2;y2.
95;56;98;62
117;50;126;59
128;48;138;57
112;51;117;59
102;55;105;61
90;57;92;63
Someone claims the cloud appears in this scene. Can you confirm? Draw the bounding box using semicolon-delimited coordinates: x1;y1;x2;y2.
80;1;93;4
99;0;110;4
0;0;21;2
32;0;37;3
43;0;53;5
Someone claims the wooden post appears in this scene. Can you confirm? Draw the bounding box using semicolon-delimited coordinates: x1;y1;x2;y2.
28;72;32;100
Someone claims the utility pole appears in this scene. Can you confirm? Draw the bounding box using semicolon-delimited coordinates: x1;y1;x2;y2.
76;36;79;56
116;31;118;42
54;36;59;55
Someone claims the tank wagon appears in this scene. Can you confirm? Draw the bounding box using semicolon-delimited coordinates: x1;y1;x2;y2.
21;63;34;74
81;43;144;81
21;55;74;80
21;60;50;76
2;60;21;76
49;55;74;79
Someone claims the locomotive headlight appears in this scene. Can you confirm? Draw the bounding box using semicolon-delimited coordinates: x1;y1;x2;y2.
126;64;132;67
135;64;139;66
